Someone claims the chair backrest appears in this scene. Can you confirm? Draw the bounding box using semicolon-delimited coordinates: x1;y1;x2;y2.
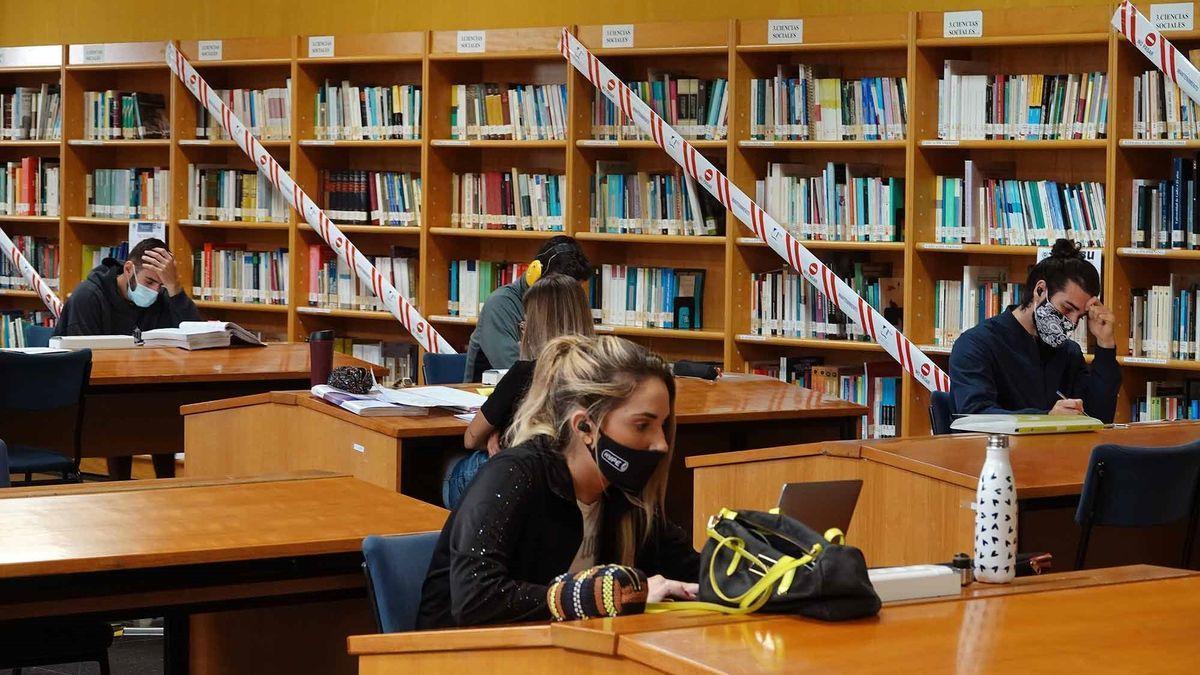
362;532;440;633
422;353;467;385
0;349;93;412
929;391;954;435
0;439;9;488
1076;441;1200;528
22;324;54;349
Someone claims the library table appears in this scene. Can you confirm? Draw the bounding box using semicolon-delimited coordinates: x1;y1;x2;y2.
688;421;1200;569
347;565;1199;673
182;376;866;521
0;471;446;675
2;343;380;462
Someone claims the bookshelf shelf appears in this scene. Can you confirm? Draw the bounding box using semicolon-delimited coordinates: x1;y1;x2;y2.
299;224;422;235
914;243;1042;255
914;33;1109;48
0;66;61;74
0;140;61;148
430;139;567;149
589;46;729;57
1119;357;1200;372
192;58;292;68
918;139;1108;150
597;326;725;341
576;232;726;246
193;300;289;314
430;314;478;325
736;237;905;252
738;140;906;150
0;289;40;298
0;215;59;224
577;139;727;149
915;344;953;355
427;51;562;62
428;227;560;240
296;56;422;65
179;139;290;148
735;334;887;351
297;307;397;320
67;139;171;147
178;219;290;231
1117;247;1200;261
66;217;161;226
297;139;421;148
1118;139;1200;149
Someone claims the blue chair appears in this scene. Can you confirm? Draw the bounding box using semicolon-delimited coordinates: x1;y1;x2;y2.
0;349;92;484
1075;441;1200;570
422;353;468;385
22;324;54;348
928;391;955;435
362;532;440;633
1;439;9;488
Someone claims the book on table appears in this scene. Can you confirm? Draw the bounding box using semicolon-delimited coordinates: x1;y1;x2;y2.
310;385;428;417
139;321;266;350
950;413;1104;435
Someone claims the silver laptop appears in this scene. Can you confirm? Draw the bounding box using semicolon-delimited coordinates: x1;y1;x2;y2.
777;480;863;535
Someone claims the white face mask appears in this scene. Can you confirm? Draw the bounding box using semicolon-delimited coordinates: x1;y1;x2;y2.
126;272;159;308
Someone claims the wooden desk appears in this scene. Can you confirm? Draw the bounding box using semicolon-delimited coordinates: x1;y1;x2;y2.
347;565;1198;673
689;422;1200;569
0;472;446;675
182;377;865;520
2;343;377;461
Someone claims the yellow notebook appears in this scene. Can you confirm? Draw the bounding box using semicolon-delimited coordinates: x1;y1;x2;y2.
950;414;1104;435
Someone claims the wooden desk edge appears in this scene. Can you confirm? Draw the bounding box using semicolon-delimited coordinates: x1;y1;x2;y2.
180;391;298;416
686;440;863;469
348;624;552;655
0;470;344;499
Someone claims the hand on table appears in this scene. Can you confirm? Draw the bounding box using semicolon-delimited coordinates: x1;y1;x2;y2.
647;574;700;603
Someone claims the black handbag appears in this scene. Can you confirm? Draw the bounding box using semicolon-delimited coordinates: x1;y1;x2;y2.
648;508;881;621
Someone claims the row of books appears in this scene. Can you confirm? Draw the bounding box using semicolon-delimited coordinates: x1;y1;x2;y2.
334;338;417;388
1;85;61;140
198;84;292;140
932;267;1024;346
1129;276;1200;361
0;311;54;348
590;162;721;237
450;83;567;141
86;168;169;220
756;162;904;242
83;91;168;140
191;245;289;305
748;262;901;341
79;243;128;279
314;81;419;141
591;75;728;141
447;260;529;318
1132;67;1200;140
187;165;289;223
307;244;418;311
1134;380;1200;422
0;236;58;291
1130;156;1200;250
589;265;706;330
935;162;1106;246
937;63;1109;140
450;170;564;232
322;170;421;227
746;357;901;438
0;157;59;217
749;68;908;141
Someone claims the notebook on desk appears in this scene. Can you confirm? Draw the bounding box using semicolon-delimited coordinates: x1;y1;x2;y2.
140;321;266;350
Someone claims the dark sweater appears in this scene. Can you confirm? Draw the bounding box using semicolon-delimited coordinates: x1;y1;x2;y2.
949;308;1121;423
53;259;201;337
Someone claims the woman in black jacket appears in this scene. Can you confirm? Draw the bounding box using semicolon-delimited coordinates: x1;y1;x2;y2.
418;335;700;629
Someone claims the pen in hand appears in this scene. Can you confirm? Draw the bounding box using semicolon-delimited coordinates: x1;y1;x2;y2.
1055;390;1086;416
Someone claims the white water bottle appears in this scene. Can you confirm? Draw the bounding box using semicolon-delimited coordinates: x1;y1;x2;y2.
973;434;1017;583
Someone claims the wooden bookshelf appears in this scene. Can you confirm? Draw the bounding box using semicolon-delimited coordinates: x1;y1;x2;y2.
6;7;1185;430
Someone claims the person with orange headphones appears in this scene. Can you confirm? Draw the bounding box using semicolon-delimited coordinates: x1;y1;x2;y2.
462;236;592;382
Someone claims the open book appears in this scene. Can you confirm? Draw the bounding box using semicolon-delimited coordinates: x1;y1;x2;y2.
140;321;266;350
311;385;428;417
950;414;1103;435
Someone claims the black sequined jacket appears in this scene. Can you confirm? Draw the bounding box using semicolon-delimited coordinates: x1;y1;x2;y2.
417;435;701;629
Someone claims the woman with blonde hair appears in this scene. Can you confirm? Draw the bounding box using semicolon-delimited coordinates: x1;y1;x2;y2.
419;335;699;628
443;273;594;508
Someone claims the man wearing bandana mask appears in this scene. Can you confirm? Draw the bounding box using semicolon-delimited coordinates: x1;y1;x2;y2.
950;239;1120;422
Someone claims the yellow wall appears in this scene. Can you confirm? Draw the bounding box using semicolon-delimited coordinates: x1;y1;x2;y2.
0;0;1114;46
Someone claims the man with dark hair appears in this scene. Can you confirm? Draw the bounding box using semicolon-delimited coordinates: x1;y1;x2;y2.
462;235;591;382
950;239;1121;422
55;237;200;337
55;237;201;479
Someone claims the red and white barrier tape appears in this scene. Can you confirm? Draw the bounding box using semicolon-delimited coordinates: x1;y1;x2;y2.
0;227;62;317
1114;2;1200;105
559;30;949;393
166;43;455;354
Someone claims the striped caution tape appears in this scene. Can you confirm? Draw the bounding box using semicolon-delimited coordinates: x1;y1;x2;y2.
0;227;63;317
559;29;950;393
1113;2;1200;108
165;43;455;355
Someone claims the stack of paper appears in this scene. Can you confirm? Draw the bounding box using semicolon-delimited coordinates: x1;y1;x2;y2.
377;385;487;413
311;385;428;418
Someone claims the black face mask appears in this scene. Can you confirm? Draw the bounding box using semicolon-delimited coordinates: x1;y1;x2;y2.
593;430;664;497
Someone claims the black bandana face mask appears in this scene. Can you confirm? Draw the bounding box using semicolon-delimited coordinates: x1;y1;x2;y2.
592;430;664;497
1033;296;1077;348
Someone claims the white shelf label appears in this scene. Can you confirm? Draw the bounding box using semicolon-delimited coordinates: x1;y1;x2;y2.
82;44;106;64
602;24;635;48
943;10;984;38
1125;138;1187;146
768;19;804;45
198;40;223;61
740;334;767;342
1152;3;1194;30
923;243;964;250
457;30;486;53
353;443;365;454
308;35;335;58
923;139;960;147
1124;357;1169;365
303;139;335;146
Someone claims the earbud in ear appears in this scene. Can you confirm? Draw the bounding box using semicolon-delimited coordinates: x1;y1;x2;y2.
577;421;590;433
